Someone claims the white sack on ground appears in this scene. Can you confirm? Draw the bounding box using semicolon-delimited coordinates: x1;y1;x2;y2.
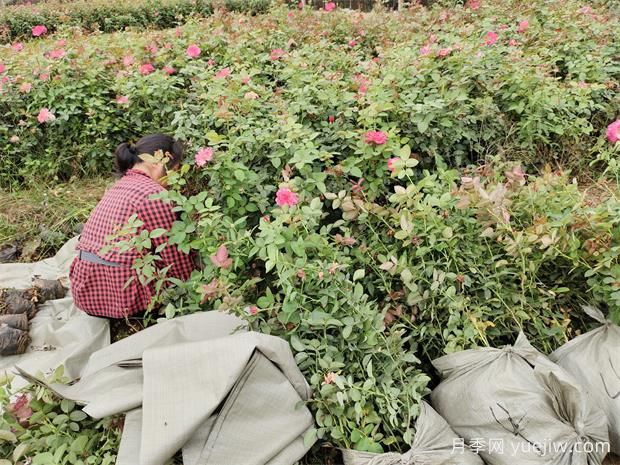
341;401;484;465
431;332;610;465
0;237;109;388
17;311;316;465
551;306;620;455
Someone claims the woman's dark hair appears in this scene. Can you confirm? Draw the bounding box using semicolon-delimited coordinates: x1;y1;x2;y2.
114;134;185;175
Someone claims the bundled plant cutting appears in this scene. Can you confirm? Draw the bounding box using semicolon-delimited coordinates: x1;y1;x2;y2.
0;278;66;355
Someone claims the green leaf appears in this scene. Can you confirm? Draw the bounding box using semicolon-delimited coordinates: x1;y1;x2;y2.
399;145;411;159
0;430;16;442
349;166;363;178
70;410;88;422
164;303;176;319
150;228;168;238
233;169;246;181
353;269;365;281
14;442;29;461
290;335;305;352
70;435;89;453
53;413;69;425
33;453;54;465
303;428;317;447
61;399;75;413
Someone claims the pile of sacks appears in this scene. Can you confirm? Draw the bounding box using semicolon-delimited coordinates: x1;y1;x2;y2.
343;306;620;465
0;277;66;355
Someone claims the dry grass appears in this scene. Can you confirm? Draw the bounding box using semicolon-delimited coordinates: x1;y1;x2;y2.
0;177;111;261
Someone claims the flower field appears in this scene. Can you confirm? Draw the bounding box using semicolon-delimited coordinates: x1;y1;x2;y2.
1;0;620;463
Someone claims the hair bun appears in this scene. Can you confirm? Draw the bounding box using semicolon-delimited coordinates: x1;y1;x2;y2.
128;143;138;154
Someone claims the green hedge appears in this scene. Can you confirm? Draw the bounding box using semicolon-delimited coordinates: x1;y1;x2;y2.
0;0;272;43
0;0;618;188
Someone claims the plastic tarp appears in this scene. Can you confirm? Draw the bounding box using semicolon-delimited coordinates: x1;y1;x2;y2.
17;312;316;465
0;237;109;388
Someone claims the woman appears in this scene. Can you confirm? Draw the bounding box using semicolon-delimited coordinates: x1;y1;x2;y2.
69;134;195;319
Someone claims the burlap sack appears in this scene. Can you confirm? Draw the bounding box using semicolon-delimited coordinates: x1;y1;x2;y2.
341;401;484;465
551;306;620;455
431;332;610;465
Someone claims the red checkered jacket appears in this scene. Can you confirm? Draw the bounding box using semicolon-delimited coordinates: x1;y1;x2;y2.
69;169;195;318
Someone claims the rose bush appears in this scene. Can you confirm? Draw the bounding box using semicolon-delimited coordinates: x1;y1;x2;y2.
2;0;620;458
104;154;620;453
0;0;619;187
0;0;271;43
0;367;122;465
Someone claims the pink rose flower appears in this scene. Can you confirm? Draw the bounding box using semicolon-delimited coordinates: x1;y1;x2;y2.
517;20;529;33
387;157;400;172
438;47;452;57
509;39;518;46
241;75;251;84
323;372;337;385
0;63;4;73
37;108;55;123
139;63;155;75
163;66;176;75
328;115;335;124
215;67;231;79
270;48;285;61
195;147;214;166
7;393;33;426
468;0;480;9
123;55;135;67
32;25;47;37
275;187;299;207
12;42;24;52
49;48;65;59
420;45;431;56
607;120;620;144
19;82;32;93
324;2;336;11
186;44;201;58
210;244;233;269
207;58;215;66
39;73;50;81
297;269;306;279
56;39;66;47
245;305;258;315
485;31;498;45
115;95;129;104
348;39;357;47
364;130;388;145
